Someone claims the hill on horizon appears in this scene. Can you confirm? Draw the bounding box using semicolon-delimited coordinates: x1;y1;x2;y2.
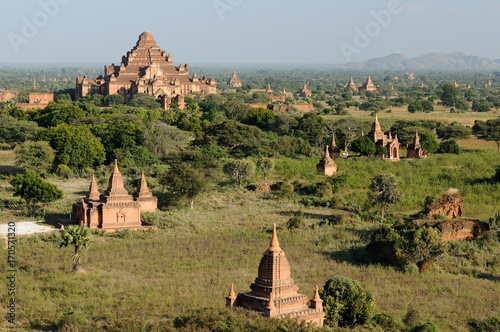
340;52;500;70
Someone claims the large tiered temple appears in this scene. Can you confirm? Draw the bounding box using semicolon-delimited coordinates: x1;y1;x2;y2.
71;160;157;230
75;31;216;106
226;224;325;327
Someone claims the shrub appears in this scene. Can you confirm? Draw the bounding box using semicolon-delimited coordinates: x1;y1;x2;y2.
468;316;500;332
438;139;461;154
372;313;401;331
10;169;63;204
321;276;375;327
286;211;304;230
411;322;437;332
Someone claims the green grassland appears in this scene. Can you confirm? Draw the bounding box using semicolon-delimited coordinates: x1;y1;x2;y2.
1;136;499;331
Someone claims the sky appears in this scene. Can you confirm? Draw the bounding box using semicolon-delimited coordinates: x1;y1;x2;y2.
0;0;499;65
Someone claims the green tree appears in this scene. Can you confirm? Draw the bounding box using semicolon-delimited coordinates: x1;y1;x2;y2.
375;146;388;157
256;158;274;181
408;101;423;113
421;100;435;112
159;162;210;209
321;276;375;327
0;114;40;143
14;141;55;172
243;107;275;128
350;136;375;156
472;118;500;153
454;98;470;111
438;139;461;154
419;132;440;154
440;83;457;106
337;118;362;152
127;93;162;109
59;225;93;272
223;159;255;188
465;88;475;102
472;99;491;112
33;102;86;127
436;123;470;140
38;124;105;170
368;173;402;218
10;169;63;204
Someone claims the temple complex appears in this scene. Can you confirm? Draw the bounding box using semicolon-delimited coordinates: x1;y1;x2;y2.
358;76;377;92
265;83;286;103
368;114;400;160
16;93;54;110
227;224;325;327
228;70;242;87
406;131;427;158
0;90;18;102
316;146;338;176
75;31;216;108
71;160;157;230
299;83;312;97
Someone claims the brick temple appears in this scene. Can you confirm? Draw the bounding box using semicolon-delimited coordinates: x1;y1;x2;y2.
317;145;337;177
75;31;216;107
226;224;325;327
406;131;427;158
368;114;400;160
71;160;157;230
228;69;242;87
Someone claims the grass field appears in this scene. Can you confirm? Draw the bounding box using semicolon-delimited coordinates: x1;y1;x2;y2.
0;136;499;331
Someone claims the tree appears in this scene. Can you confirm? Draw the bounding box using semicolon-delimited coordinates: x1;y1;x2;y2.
243;107;275;128
59;225;93;272
421;100;434;112
10;169;63;204
321;276;375;327
256;158;274;181
438;139;461;154
408;101;423;113
37;124;105;170
0;114;40;143
368;174;402;218
350;136;375;155
472;99;491;112
472;118;500;153
144;121;194;157
127;93;162;109
337;118;362;152
454;98;470;111
33;102;86;127
436;123;470;140
440;83;457;106
159;162;210;209
419;132;440;154
14;141;55;172
223;159;255;188
375;146;388;157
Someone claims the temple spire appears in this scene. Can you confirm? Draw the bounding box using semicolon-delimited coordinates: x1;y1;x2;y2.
331;133;337;148
137;171;150;194
269;223;280;250
87;174;100;201
313;285;320;301
266;292;275;309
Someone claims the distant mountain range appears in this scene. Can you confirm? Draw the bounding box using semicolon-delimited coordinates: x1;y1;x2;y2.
340;52;500;70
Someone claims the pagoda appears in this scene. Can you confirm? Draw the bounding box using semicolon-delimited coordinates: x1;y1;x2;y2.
358;76;377;91
71;160;157;230
406;131;427;158
299;83;312;97
368;114;399;160
228;70;242;88
317;146;338;177
330;133;342;158
76;31;216;107
345;77;358;91
227;224;325;327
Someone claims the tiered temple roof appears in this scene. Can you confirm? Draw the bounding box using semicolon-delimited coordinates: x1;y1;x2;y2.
228;70;242;87
227;224;324;327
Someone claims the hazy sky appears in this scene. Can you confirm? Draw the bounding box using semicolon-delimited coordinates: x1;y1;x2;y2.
0;0;499;65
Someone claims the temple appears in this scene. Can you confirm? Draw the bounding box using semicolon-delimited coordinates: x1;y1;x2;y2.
71;160;157;230
345;77;358;91
75;31;216;107
368;114;400;160
358;76;377;91
227;224;325;327
330;134;342;158
316;146;337;176
299;83;312;97
228;70;242;87
406;131;427;158
265;83;286;103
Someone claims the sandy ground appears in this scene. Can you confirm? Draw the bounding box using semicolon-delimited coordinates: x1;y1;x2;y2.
0;221;57;242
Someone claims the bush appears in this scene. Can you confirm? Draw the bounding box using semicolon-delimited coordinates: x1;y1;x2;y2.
411;322;437;332
372;313;401;331
468;316;500;332
321;276;375;327
10;169;63;204
286;211;304;230
438;139;461;154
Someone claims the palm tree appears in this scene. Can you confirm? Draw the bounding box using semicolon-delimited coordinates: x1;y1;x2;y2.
59;225;93;272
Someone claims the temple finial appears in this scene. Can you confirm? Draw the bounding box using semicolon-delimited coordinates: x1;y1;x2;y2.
313;285;321;301
229;283;236;298
269;223;280;250
114;159;118;172
266;292;275;309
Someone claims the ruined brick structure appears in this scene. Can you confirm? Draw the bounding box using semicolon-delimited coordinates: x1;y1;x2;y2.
406;131;427;158
16;93;54;110
426;190;464;219
299;83;312;97
368;114;399;160
71;160;157;230
228;69;242;88
227;224;325;327
75;31;216;108
317;146;338;177
0;90;18;102
265;83;286;103
406;71;416;80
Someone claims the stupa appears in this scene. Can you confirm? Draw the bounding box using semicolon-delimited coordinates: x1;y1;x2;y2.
227;224;325;327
